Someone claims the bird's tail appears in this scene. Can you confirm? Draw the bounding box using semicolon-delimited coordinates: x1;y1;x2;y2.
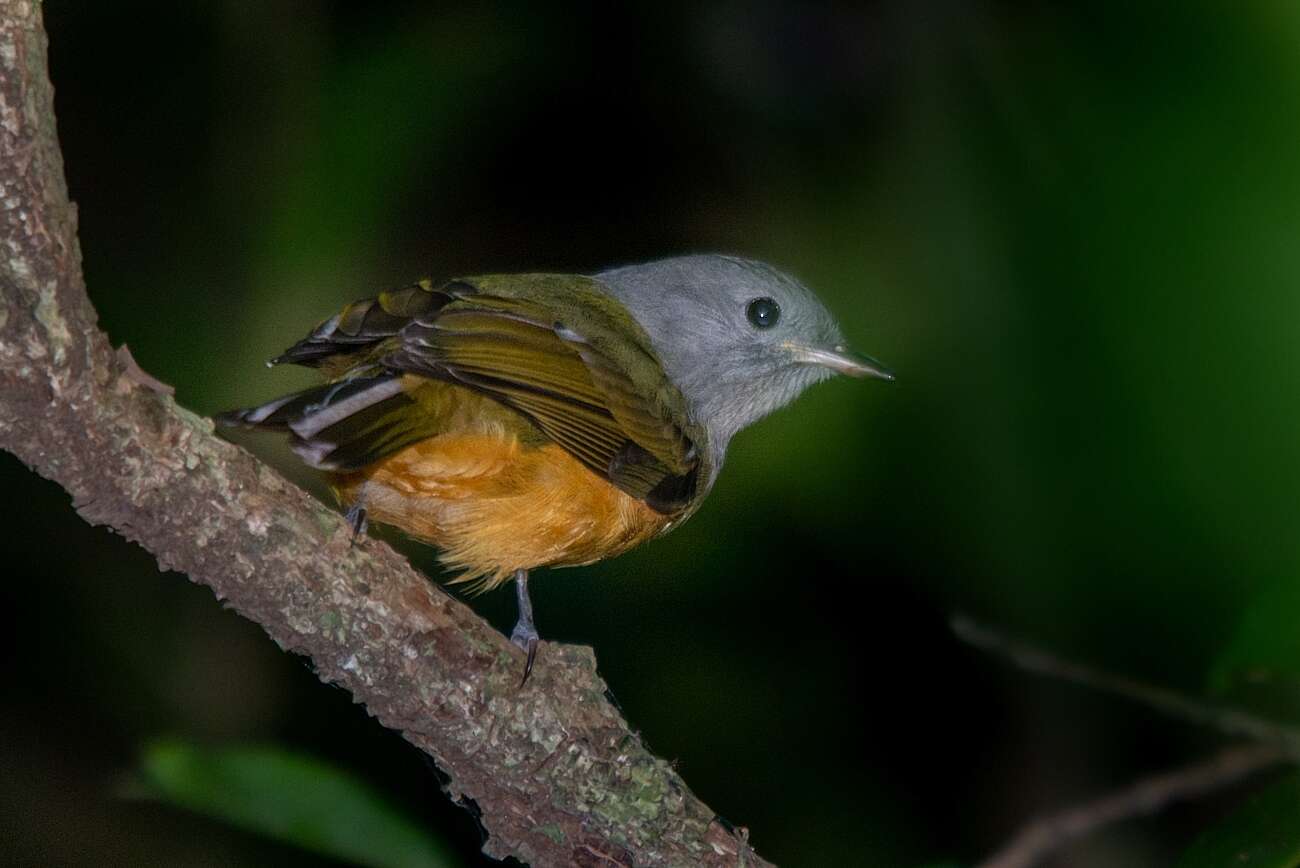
216;374;426;471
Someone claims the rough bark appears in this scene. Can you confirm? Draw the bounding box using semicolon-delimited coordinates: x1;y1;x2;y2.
0;4;768;866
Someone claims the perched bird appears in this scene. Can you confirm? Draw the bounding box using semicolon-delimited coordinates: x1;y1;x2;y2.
218;254;892;682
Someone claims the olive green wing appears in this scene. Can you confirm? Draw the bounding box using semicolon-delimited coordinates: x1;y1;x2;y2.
221;275;703;515
265;278;454;369
381;275;702;513
216;279;457;470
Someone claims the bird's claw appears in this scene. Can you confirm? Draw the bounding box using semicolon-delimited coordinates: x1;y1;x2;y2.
345;504;369;549
511;624;539;687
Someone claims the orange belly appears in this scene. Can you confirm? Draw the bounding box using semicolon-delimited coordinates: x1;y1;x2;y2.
332;432;671;590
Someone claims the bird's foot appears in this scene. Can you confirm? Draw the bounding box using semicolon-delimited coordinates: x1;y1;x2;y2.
344;503;369;549
510;621;540;687
511;569;539;687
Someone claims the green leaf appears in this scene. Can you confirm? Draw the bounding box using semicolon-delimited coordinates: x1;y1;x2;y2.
1211;580;1300;691
1209;579;1300;723
1178;772;1300;867
127;740;456;868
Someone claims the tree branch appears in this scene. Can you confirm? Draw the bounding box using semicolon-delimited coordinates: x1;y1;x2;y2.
0;5;767;866
976;745;1287;868
953;615;1300;867
952;615;1300;756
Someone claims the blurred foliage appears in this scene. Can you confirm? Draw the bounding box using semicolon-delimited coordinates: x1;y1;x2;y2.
3;1;1300;866
128;741;454;868
1178;773;1300;867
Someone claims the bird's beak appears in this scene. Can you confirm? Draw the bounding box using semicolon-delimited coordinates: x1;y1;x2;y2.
789;343;895;381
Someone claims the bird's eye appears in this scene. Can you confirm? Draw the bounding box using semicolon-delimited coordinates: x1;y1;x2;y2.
746;297;781;329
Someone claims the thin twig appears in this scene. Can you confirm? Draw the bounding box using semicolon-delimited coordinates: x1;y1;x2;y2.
954;614;1300;868
977;744;1287;868
952;615;1300;756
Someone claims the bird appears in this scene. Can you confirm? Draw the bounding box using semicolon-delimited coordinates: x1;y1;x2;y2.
217;254;892;683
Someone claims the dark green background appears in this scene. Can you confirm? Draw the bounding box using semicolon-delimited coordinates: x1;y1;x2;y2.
5;2;1300;866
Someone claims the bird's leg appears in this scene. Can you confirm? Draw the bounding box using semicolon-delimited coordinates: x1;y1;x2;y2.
344;502;369;549
510;569;540;686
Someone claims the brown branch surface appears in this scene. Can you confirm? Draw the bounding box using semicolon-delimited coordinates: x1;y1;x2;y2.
0;5;768;866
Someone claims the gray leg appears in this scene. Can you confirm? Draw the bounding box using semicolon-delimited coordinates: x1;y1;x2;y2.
510;569;540;686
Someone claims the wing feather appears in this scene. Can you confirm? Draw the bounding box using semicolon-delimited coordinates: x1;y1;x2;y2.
238;275;702;513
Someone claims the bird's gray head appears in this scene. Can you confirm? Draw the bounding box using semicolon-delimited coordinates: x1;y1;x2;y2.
597;254;891;463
